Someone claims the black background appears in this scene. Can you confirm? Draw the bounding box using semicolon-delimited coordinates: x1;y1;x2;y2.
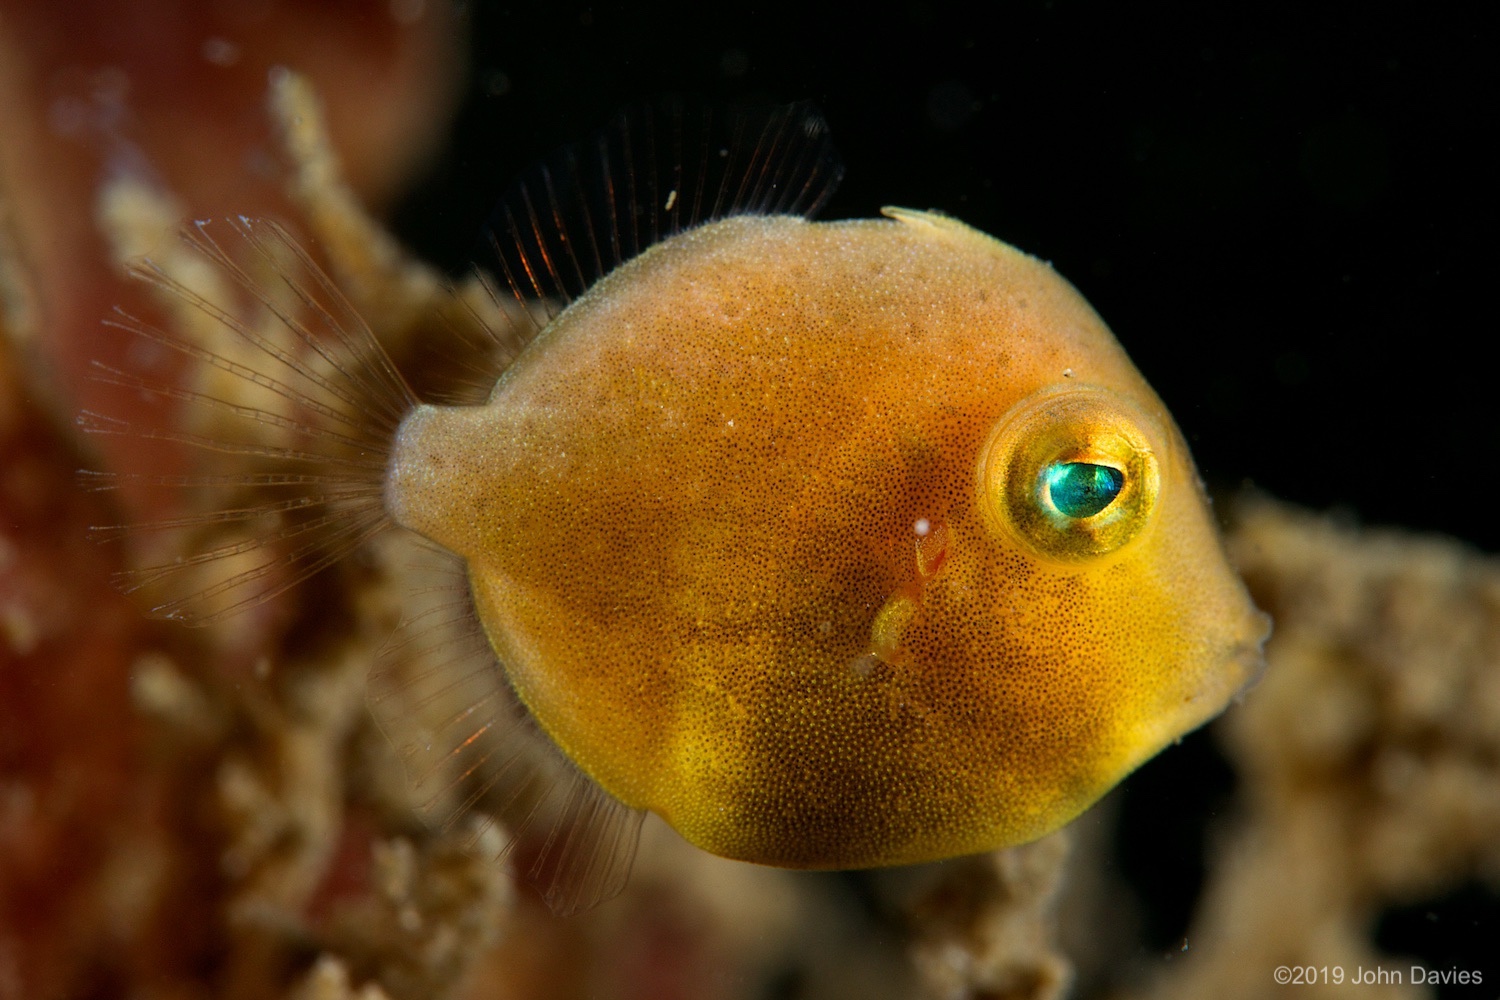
395;1;1497;553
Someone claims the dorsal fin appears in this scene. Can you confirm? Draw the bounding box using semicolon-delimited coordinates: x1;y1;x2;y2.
479;99;844;332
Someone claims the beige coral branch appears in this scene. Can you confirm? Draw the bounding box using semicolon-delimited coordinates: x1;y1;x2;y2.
1123;498;1500;1000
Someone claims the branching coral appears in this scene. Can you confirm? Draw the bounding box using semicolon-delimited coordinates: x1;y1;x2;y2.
1121;498;1500;1000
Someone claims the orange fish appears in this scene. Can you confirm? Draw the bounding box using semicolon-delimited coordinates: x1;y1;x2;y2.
87;103;1268;914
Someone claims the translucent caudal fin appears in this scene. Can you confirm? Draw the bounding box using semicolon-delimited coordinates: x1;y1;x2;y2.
78;216;416;625
83;211;645;916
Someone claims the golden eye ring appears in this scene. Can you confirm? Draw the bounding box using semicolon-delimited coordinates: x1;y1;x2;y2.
978;385;1165;563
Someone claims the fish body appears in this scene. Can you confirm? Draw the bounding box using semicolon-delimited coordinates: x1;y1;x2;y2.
388;208;1267;868
92;104;1267;911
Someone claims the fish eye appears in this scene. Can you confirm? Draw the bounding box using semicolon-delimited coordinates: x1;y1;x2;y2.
979;386;1164;562
1043;461;1124;518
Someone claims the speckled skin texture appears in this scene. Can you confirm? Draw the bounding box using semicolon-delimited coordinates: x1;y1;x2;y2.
389;210;1267;868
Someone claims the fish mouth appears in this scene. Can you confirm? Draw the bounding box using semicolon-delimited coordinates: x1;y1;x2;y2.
1177;609;1273;729
1087;608;1274;801
1129;610;1273;765
1226;609;1273;702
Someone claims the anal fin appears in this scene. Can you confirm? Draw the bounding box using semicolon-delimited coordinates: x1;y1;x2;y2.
366;547;643;917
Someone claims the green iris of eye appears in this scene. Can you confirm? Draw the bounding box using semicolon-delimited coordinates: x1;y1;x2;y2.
1044;462;1124;518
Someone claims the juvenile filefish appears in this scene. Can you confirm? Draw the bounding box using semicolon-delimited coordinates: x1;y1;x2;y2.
84;103;1268;915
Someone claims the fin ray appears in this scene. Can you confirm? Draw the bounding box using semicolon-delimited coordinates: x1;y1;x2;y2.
367;552;644;917
479;98;844;336
81;217;414;626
